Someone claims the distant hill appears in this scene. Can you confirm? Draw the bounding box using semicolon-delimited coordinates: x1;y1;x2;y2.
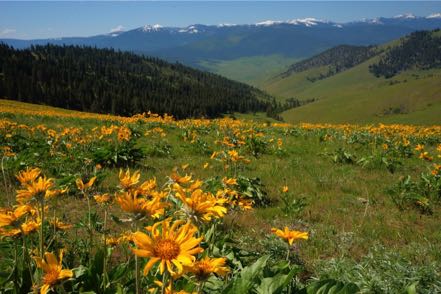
262;29;441;125
370;30;441;78
2;15;441;84
279;45;379;80
0;44;270;118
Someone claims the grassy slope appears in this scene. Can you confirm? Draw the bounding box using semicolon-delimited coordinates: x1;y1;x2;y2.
262;65;330;101
279;60;441;124
199;55;298;86
259;33;441;125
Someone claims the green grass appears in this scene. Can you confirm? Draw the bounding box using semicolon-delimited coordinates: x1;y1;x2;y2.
199;55;299;86
262;65;331;102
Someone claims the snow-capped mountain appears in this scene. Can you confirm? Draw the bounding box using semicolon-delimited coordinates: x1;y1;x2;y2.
255;18;329;27
2;14;441;67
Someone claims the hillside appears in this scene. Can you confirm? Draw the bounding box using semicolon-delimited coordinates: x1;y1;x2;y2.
0;44;270;119
262;30;441;124
280;45;378;79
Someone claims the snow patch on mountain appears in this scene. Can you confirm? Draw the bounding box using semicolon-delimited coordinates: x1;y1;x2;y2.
255;18;327;27
394;13;417;19
141;24;163;32
218;23;238;27
178;25;200;34
255;20;283;26
359;18;384;25
110;25;125;34
426;13;441;19
286;18;323;27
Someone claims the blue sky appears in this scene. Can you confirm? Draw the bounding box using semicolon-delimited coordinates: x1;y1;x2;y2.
1;1;441;39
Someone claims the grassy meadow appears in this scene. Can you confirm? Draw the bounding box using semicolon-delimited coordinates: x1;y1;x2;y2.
277;64;441;125
1;99;441;293
199;55;299;86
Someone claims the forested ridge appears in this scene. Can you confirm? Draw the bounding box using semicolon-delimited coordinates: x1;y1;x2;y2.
0;44;271;118
370;29;441;78
281;45;378;78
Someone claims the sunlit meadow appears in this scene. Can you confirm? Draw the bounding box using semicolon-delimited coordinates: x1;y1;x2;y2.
1;99;441;293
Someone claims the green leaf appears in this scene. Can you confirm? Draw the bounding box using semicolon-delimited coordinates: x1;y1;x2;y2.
255;269;296;294
405;282;418;294
223;255;269;294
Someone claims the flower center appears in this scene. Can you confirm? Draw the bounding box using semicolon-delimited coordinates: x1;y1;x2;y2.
43;270;60;286
154;239;180;260
193;261;213;280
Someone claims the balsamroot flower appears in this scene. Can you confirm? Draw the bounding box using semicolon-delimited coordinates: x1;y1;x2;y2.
175;187;227;223
33;250;73;294
49;218;72;231
271;227;308;246
189;256;229;281
94;193;112;205
16;176;55;204
119;169;141;190
222;177;237;186
0;205;33;227
0;219;40;237
171;173;192;185
116;191;166;219
75;176;97;191
131;219;203;275
16;167;41;185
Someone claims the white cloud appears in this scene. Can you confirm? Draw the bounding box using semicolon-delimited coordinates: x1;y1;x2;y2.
110;25;124;33
0;28;17;36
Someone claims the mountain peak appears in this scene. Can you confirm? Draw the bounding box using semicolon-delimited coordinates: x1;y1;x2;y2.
255;18;326;27
286;18;325;26
393;13;417;19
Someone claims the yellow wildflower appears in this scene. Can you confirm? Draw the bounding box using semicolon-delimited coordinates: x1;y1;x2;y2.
189;256;229;281
33;250;73;294
271;227;308;246
131;219;204;275
75;176;97;191
119;169;140;190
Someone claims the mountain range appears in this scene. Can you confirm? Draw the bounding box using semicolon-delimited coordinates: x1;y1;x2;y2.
2;13;441;82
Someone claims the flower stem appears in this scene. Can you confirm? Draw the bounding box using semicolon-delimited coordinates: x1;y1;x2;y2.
14;239;19;291
85;192;93;265
197;281;205;294
22;234;35;285
1;156;11;205
133;221;140;294
102;208;108;290
39;199;45;258
161;271;169;294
